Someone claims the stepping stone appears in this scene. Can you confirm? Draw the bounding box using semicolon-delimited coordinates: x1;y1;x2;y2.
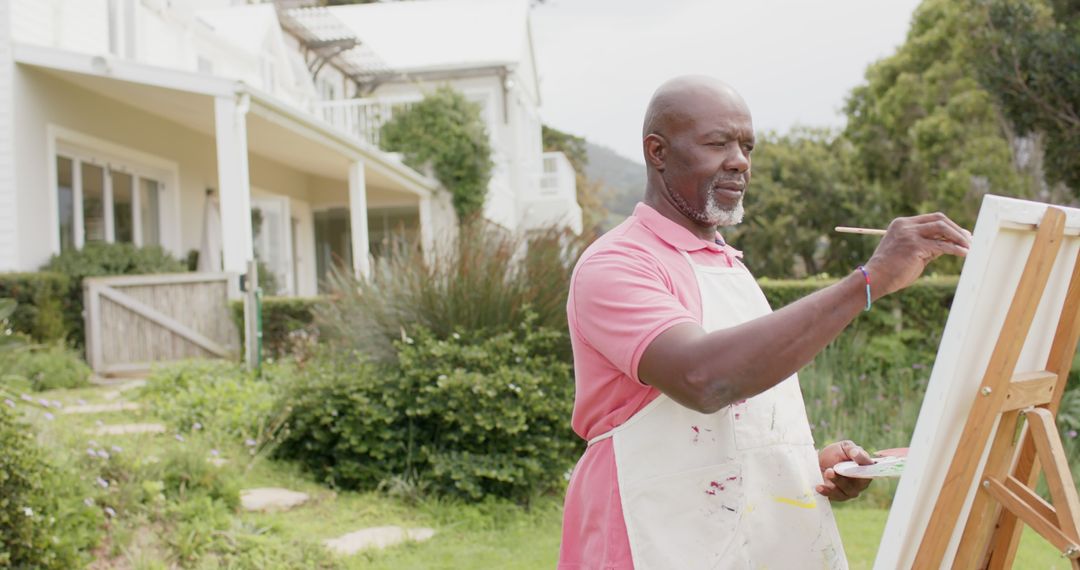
88;423;165;436
63;402;141;415
323;526;436;555
116;379;147;392
240;488;310;512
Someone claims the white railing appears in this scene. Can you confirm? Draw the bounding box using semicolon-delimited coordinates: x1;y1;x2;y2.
314;96;419;148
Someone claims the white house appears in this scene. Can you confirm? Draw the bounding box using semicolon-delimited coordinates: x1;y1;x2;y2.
0;0;580;296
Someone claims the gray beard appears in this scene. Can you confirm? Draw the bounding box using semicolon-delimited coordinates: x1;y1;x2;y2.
666;176;745;228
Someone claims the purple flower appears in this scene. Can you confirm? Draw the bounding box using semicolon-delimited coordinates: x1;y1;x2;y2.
38;398;50;407
174;434;185;442
77;399;87;406
1069;430;1078;439
192;422;202;431
83;498;95;507
20;394;32;402
210;449;220;457
43;412;54;421
858;374;867;382
4;399;14;408
912;363;926;370
97;450;110;460
96;477;109;489
244;438;257;447
104;507;116;518
111;445;122;453
87;448;97;457
829;385;841;393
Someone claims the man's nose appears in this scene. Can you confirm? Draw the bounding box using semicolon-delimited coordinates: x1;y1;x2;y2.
724;149;750;173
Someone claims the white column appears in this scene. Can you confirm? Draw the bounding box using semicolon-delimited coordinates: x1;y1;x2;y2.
347;160;370;279
419;194;434;261
214;94;254;277
0;0;19;270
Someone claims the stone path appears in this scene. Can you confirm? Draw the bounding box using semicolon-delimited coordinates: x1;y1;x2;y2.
88;423;165;436
72;378;438;558
63;402;141;415
240;488;310;512
323;526;436;555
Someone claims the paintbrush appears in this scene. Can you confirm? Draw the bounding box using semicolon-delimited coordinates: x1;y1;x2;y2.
834;226;887;236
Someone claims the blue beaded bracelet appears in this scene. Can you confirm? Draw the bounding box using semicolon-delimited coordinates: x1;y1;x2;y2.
857;265;871;311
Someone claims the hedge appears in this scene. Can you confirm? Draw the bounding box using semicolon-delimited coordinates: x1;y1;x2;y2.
230;296;323;360
761;275;959;360
0;272;72;343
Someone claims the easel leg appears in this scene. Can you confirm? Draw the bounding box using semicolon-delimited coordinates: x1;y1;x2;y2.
1027;408;1080;543
955;410;1025;570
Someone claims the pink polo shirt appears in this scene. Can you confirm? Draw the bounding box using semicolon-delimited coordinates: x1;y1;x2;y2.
559;203;741;569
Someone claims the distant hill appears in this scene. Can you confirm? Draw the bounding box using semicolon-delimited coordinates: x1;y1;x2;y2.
583;142;644;230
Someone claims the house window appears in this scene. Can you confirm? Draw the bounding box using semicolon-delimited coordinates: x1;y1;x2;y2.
56;151;165;252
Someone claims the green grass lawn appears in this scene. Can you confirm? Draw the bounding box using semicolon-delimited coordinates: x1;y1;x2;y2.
19;382;1072;568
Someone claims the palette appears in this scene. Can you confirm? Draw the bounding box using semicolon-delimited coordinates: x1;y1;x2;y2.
833;448;908;479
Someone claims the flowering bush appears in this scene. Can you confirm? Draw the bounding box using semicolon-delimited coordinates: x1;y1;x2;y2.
277;312;579;504
0;404;102;569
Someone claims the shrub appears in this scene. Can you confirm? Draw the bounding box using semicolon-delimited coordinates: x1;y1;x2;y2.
4;343;91;391
380;86;493;219
0;404;102;569
0;273;70;343
41;242;187;347
278;313;579;504
230;296;322;361
140;360;289;445
317;221;586;363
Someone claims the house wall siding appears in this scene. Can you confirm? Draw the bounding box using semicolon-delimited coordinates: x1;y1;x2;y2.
0;0;20;270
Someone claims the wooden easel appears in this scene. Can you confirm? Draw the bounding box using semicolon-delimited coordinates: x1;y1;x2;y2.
912;207;1080;569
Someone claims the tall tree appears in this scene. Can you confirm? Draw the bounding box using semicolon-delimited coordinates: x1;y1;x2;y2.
729;128;874;278
843;0;1036;233
970;0;1080;193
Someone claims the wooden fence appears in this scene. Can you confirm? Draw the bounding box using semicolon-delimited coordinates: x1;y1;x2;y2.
83;273;240;376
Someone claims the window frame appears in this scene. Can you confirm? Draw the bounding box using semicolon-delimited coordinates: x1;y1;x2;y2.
47;125;180;255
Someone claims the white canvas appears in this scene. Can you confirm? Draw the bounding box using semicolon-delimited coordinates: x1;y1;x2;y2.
874;195;1080;569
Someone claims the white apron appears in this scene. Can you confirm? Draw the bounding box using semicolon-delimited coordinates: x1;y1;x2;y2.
588;250;847;569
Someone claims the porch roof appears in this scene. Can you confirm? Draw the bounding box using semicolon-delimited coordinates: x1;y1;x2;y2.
12;42;439;196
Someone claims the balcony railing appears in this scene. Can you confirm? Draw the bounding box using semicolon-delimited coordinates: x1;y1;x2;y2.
314;96;418;148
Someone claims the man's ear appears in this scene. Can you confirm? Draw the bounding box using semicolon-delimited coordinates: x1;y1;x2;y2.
643;134;667;171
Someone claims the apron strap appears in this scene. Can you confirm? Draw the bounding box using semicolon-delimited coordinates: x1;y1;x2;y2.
587;430;615;447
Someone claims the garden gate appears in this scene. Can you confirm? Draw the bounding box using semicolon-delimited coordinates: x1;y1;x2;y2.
82;273;240;376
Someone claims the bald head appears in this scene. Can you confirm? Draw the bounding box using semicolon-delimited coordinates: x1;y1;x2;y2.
641;76;755;234
642;76;750;139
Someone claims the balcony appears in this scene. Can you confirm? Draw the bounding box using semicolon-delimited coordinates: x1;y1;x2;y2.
314;96;418;148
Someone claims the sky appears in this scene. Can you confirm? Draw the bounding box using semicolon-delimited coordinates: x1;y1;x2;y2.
530;0;923;163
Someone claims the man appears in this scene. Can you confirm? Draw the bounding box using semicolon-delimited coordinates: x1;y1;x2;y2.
557;76;971;569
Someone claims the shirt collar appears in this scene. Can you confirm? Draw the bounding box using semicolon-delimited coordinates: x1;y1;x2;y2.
633;202;743;259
